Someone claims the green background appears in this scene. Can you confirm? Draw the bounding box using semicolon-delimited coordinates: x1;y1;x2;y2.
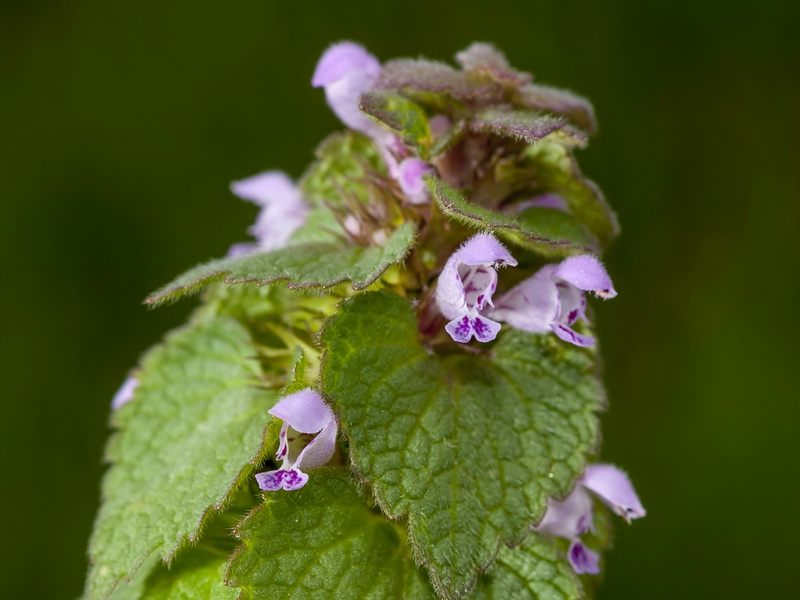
1;1;797;598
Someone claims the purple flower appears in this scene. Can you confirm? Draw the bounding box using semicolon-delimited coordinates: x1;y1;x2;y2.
397;157;434;204
111;376;138;410
490;255;616;347
536;463;645;575
312;42;386;140
255;388;338;492
228;171;309;256
435;233;517;343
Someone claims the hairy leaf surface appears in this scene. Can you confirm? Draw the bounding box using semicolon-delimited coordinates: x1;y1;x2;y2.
86;316;276;600
473;535;582;600
360;91;431;155
226;468;435;600
107;546;237;600
512;84;597;135
146;222;416;306
469;108;586;148
321;291;604;599
429;177;597;256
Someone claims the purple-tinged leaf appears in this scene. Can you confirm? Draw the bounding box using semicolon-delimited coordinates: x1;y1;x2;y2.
513;83;597;135
455;42;532;88
378;58;502;102
469;107;587;147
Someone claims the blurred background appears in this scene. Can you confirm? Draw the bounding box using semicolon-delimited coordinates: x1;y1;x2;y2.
1;0;798;598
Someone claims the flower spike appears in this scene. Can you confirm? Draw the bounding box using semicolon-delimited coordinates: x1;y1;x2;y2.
255;388;338;492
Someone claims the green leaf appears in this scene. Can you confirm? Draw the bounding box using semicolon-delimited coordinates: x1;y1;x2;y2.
472;534;582;600
523;143;618;247
108;546;237;600
360;91;431;156
320;291;604;600
516;207;596;250
86;316;278;600
287;208;343;245
378;58;501;103
469;108;587;148
429;177;597;257
226;468;435;600
145;222;416;306
512;84;597;135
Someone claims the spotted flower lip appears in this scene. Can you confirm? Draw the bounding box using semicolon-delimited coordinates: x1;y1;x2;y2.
535;463;645;575
490;254;616;347
228;170;308;256
435;233;517;343
255;388;337;492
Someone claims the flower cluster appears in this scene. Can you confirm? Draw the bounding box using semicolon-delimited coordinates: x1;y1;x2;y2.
214;41;641;579
91;39;646;600
535;464;646;574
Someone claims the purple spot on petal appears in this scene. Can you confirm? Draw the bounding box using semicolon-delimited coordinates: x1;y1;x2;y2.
559;325;577;342
255;468;309;492
476;294;485;307
568;541;601;575
255;470;284;491
456;316;471;337
473;318;489;337
568;309;579;324
282;469;309;491
472;317;497;342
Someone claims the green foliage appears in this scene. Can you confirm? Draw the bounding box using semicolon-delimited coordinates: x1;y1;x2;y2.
429;176;598;256
107;546;237;600
469;107;586;148
472;535;582;600
83;42;633;600
145;222;416;306
516;207;595;250
522;143;618;247
360;92;432;156
321;291;604;599
85;316;277;600
512;84;597;135
226;468;435;600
